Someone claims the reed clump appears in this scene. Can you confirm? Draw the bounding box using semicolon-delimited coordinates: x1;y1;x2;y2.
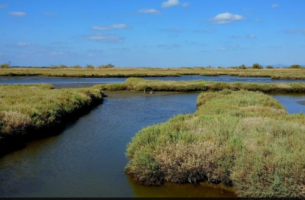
125;90;305;198
0;84;103;143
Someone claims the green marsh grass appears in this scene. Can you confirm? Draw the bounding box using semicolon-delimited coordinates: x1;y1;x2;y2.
0;84;103;143
125;90;305;198
95;77;305;93
1;66;305;79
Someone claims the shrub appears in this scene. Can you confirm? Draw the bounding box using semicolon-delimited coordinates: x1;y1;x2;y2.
0;63;10;68
59;64;68;68
97;64;115;68
86;64;95;69
239;64;247;69
72;65;82;69
289;64;303;69
251;63;263;69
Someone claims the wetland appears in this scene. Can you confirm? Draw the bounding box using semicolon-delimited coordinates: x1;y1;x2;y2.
0;74;305;197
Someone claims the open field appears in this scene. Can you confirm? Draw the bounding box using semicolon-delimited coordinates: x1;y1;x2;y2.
0;84;103;154
1;66;305;79
124;90;305;198
96;77;305;93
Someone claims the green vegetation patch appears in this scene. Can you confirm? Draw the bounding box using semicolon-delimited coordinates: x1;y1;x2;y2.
125;90;305;198
0;84;103;139
96;78;305;93
1;66;305;79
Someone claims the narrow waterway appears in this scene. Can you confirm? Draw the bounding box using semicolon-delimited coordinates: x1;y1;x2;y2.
0;91;237;197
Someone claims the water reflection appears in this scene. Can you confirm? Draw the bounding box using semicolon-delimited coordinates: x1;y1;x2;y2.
271;93;305;114
126;175;236;198
1;75;305;89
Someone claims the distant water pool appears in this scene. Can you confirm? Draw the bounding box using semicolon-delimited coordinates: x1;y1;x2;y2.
1;75;305;88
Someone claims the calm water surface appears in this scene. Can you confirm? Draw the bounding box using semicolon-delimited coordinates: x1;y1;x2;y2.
0;76;127;88
0;77;305;197
1;75;305;88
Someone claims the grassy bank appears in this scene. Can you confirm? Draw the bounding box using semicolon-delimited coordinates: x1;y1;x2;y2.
96;77;305;93
1;67;305;79
0;84;103;155
124;90;305;198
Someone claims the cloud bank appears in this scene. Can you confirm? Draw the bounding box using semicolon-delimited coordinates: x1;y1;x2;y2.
9;11;26;16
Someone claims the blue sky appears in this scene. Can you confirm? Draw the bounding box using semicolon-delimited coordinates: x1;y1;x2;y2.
0;0;304;67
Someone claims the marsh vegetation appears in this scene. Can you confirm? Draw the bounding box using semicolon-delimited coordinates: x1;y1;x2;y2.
97;77;305;93
1;64;305;79
125;90;305;198
0;84;103;154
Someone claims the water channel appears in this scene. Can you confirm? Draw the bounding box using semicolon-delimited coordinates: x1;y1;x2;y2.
0;76;305;197
1;75;305;88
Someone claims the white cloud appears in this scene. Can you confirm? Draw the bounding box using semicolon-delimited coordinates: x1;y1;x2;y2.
138;9;161;15
254;18;261;23
231;35;243;39
272;4;278;8
81;34;124;43
92;24;129;30
9;11;26;16
219;44;240;51
8;42;30;47
162;28;184;33
50;51;64;55
247;34;257;39
210;12;245;24
231;34;256;39
44;12;57;17
193;29;216;34
219;47;227;51
186;41;206;47
16;42;29;46
182;2;189;7
285;29;305;34
8;42;47;51
162;0;180;8
157;44;181;49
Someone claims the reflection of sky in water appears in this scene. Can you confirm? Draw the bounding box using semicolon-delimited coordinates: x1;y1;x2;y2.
271;94;305;114
0;76;127;85
145;75;305;83
1;75;305;87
